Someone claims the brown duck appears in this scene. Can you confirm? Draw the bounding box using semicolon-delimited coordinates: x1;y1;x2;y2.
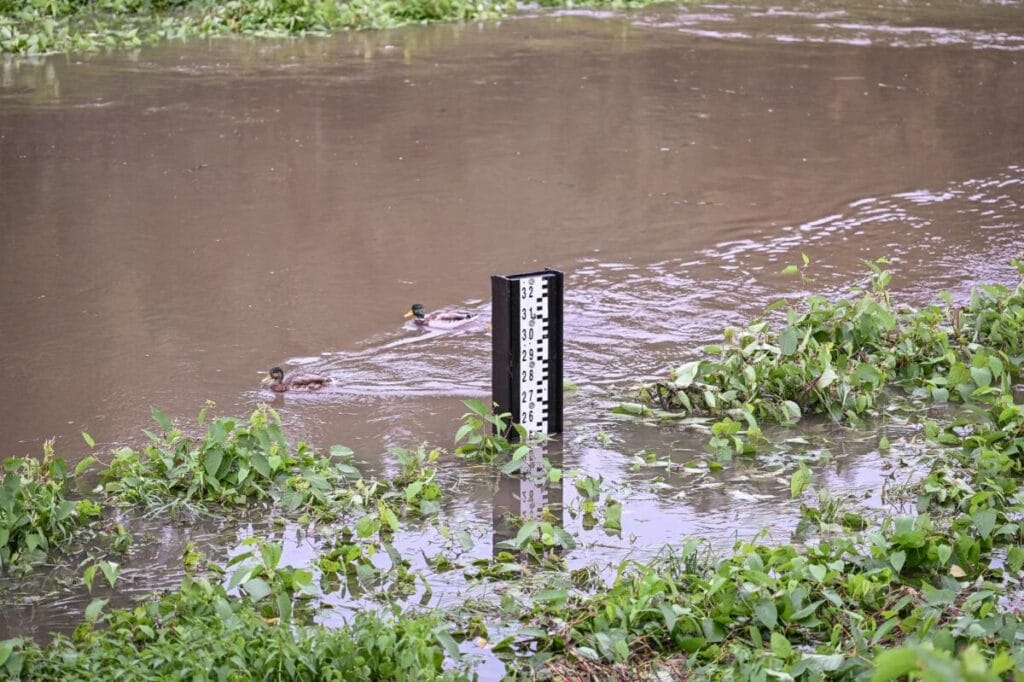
261;366;330;392
404;303;478;330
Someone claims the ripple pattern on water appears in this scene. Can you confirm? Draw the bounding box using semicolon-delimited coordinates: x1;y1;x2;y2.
630;0;1024;50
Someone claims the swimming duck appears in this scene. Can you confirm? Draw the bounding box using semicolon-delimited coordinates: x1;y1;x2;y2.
404;303;478;330
261;366;331;392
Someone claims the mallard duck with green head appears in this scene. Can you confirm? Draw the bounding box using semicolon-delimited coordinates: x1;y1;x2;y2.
261;366;331;392
404;303;478;330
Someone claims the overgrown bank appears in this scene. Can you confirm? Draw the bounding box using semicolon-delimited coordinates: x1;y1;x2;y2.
0;0;665;55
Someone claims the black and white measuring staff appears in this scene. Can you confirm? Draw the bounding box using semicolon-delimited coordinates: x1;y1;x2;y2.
491;269;564;440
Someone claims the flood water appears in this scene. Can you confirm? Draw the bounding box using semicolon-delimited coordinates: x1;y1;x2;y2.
2;0;1024;646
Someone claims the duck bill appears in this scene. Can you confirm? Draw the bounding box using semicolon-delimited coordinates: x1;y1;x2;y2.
403;310;415;318
260;376;272;384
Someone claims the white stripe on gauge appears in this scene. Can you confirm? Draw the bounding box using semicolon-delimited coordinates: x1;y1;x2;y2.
518;275;550;438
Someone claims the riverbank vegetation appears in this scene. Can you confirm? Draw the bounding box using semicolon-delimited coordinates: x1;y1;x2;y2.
3;258;1024;679
0;441;99;574
2;573;461;679
0;0;666;55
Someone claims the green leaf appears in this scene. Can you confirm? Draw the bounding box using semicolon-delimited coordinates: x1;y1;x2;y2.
797;653;844;674
355;515;378;538
260;543;282;571
779;327;798;356
534;589;568;606
969;366;992;388
150;407;172;431
1007;546;1024;573
853;362;881;385
673;361;702;388
817;368;839;389
227;565;256;591
275;593;292;623
769;631;793;659
513;521;539;548
754;598;777;629
461;399;489;418
99;561;119;588
329;445;353;458
83;564;97;591
203;448;224;480
433;628;462;662
790;599;823;621
405;480;424;503
889;550;906;574
243;577;272;602
456;530;474;552
790;463;812;499
871;647;919;682
550;525;576;550
380;505;400;533
920;584;956;606
74;456;98;477
781;264;799;276
81;431;95;448
972;508;996;538
84;598;108;623
604;502;623;532
454;423;474;443
613;402;650;417
660;603;678;632
251;452;270;478
53;500;76;522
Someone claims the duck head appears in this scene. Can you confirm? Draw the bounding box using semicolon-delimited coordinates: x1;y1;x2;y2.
404;304;426;320
262;367;285;386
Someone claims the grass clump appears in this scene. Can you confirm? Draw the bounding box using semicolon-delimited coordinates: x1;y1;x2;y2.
0;441;100;574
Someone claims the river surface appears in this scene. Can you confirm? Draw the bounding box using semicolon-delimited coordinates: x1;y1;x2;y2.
1;0;1023;648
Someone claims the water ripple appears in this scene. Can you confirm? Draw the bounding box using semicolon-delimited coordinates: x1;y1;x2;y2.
631;1;1024;51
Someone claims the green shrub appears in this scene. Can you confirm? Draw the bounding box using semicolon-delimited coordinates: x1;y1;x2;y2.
100;405;362;515
0;441;100;573
3;574;465;680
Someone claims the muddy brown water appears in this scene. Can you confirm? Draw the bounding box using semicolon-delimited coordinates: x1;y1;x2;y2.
1;0;1023;649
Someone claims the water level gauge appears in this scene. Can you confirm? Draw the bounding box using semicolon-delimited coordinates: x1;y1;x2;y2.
491;269;564;438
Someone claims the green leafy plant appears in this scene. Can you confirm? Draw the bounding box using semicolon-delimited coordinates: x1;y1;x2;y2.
1;441;100;573
100;405;361;516
4;569;464;680
454;399;527;462
630;258;1024;444
225;538;316;622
